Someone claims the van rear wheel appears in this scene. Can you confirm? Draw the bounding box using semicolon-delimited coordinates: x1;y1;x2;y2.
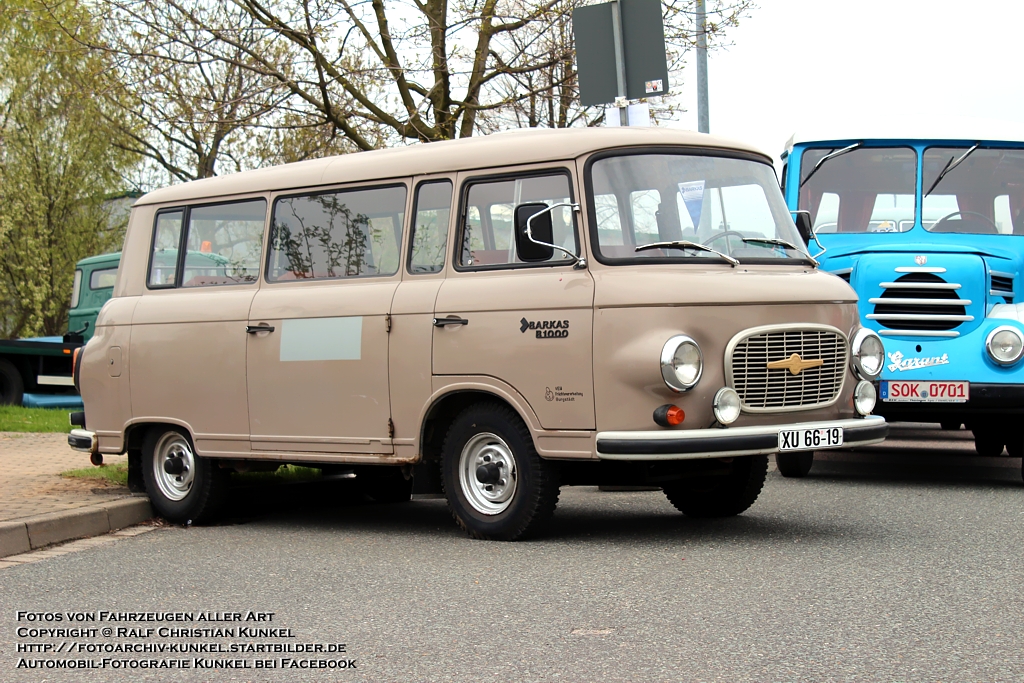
440;402;559;541
663;455;768;518
775;451;814;478
142;427;227;524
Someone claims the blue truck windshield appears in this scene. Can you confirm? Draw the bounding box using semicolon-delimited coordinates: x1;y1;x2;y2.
799;146;917;233
922;147;1024;235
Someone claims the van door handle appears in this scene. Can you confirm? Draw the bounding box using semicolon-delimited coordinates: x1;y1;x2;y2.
433;316;469;327
246;324;275;334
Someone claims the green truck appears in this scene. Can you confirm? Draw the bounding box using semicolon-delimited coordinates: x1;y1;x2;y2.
0;252;120;406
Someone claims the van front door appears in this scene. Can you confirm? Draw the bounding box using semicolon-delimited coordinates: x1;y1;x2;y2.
245;184;407;455
432;170;595;431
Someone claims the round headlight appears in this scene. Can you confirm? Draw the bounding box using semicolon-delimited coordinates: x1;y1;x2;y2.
660;335;702;392
851;328;885;379
854;380;876;416
986;326;1024;366
713;387;741;425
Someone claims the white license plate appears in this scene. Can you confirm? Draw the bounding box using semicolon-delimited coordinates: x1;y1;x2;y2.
880;380;969;403
779;427;844;451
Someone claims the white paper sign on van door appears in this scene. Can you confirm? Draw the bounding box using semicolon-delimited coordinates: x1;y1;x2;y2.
279;317;362;361
678;180;705;229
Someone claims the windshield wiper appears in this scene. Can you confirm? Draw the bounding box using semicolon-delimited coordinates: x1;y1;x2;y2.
634;240;740;266
799;142;863;189
740;237;819;266
924;142;980;197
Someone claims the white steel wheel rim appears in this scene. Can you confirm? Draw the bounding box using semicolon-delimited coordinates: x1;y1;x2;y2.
459;432;518;515
152;432;196;502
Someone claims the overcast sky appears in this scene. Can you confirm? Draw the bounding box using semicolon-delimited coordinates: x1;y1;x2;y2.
668;0;1024;161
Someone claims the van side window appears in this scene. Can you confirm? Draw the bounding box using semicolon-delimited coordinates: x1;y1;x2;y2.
409;181;453;274
148;210;184;288
268;185;407;281
459;173;577;268
182;200;267;287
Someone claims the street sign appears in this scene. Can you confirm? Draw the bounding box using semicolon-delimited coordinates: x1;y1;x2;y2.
573;0;669;107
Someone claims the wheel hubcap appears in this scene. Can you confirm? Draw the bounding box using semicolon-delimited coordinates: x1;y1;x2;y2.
152;432;196;501
459;432;517;515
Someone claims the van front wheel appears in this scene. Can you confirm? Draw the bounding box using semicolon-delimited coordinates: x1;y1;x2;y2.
142;427;227;524
440;403;559;541
663;455;768;518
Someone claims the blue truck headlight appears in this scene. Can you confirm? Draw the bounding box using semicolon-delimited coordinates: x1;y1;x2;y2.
986;326;1024;366
851;328;884;379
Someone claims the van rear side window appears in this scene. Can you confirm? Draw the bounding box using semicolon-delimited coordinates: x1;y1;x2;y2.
268;185;407;281
182;200;266;287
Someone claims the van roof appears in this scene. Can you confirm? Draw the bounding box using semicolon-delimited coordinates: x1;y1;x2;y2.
136;127;769;207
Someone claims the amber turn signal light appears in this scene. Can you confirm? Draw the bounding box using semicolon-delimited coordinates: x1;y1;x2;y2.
653;404;685;427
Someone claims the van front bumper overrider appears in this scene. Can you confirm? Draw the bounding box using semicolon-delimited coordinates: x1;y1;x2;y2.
68;429;98;454
596;416;887;460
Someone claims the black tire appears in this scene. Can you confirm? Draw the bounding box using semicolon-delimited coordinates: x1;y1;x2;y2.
663;455;768;518
940;421;962;431
440;402;559;541
142;426;228;524
776;451;814;478
973;431;1005;458
362;467;413;503
0;359;24;406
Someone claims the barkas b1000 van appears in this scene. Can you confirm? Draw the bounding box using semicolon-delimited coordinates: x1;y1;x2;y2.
69;128;888;540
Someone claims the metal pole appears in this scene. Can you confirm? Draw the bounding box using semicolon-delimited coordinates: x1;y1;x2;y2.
696;0;709;133
611;0;628;126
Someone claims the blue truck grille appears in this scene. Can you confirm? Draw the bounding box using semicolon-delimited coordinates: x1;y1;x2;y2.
869;272;972;335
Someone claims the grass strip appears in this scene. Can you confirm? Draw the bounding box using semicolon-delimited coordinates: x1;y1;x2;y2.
0;406;72;433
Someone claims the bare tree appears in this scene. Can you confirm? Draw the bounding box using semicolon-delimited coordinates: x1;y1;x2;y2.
480;0;756;132
70;0;755;189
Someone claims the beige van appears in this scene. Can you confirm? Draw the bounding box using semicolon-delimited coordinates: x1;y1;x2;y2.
69;128;887;540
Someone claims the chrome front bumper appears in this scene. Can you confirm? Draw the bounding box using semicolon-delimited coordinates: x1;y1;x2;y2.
596;415;887;460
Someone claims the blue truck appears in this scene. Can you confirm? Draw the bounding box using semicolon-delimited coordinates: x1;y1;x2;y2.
781;126;1024;463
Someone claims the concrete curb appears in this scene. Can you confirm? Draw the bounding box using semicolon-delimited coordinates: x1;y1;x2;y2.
0;497;153;558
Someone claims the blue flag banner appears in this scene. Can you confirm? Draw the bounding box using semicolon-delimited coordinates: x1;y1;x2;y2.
678;180;705;229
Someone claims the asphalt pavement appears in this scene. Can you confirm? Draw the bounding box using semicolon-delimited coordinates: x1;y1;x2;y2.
1;424;1022;682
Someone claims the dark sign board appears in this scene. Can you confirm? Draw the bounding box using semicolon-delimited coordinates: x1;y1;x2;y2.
573;0;670;107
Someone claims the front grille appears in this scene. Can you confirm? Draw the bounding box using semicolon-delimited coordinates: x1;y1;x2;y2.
868;273;971;332
729;327;847;412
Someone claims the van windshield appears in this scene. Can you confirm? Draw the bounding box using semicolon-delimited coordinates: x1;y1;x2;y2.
589;153;810;265
922;147;1024;235
799;146;917;233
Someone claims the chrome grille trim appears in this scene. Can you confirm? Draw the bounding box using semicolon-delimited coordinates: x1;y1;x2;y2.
725;324;848;414
879;282;960;290
867;297;972;306
878;329;959;338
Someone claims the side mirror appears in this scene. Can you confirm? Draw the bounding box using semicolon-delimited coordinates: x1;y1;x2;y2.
514;203;555;262
794;211;813;245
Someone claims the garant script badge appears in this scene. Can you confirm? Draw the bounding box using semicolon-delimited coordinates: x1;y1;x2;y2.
766;353;824;375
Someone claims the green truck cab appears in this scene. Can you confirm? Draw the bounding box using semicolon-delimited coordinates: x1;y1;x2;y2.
0;252;121;406
69;252;122;343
